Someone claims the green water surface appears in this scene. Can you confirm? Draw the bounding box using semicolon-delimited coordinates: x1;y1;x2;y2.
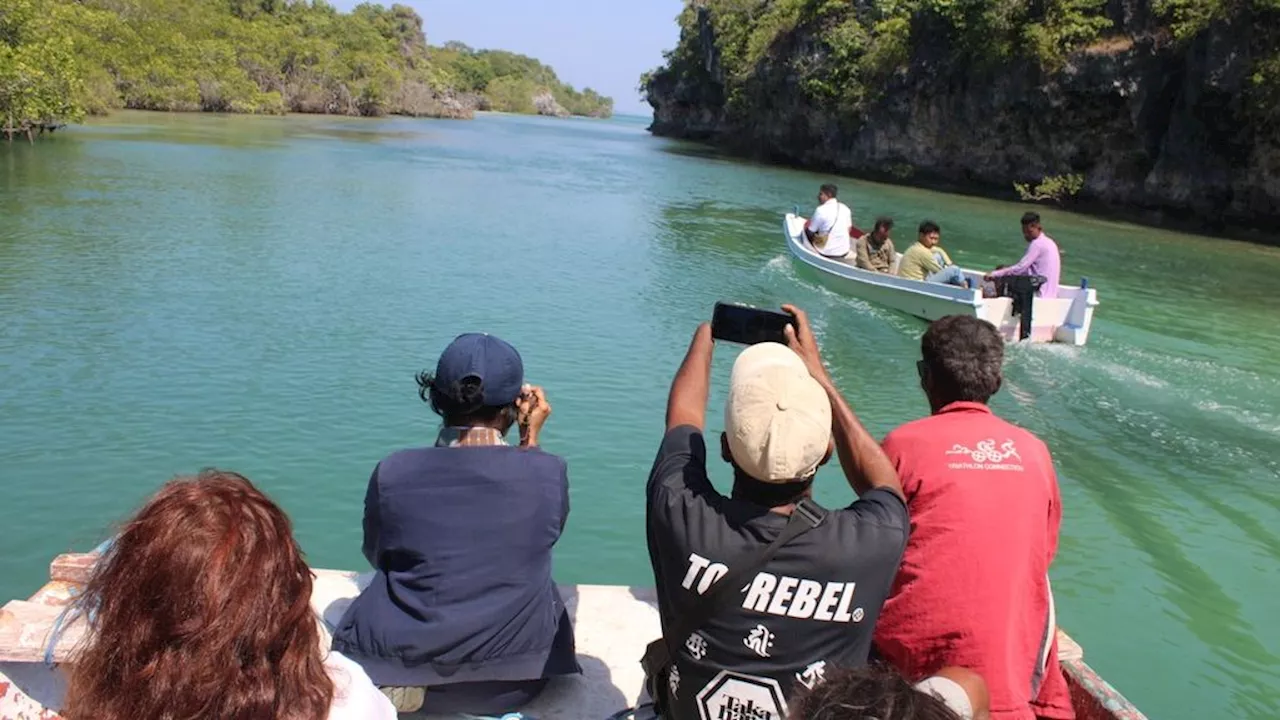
2;112;1278;719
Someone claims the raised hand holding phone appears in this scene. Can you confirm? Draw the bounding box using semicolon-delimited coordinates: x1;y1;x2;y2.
516;384;551;447
781;304;831;384
710;302;794;346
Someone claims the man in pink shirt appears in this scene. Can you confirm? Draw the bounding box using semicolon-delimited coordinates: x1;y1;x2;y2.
873;315;1073;720
985;213;1061;298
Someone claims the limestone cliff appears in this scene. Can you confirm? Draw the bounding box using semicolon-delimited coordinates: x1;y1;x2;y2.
533;90;572;118
644;0;1280;234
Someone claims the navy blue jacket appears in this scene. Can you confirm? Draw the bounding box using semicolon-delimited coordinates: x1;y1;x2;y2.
332;445;580;686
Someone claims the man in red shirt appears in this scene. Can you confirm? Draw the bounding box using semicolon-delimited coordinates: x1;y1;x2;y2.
873;315;1073;720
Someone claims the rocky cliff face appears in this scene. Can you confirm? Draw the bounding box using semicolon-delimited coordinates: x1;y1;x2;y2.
647;1;1280;234
533;90;572;118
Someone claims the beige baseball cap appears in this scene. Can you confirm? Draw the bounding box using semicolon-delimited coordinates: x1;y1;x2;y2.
724;342;832;483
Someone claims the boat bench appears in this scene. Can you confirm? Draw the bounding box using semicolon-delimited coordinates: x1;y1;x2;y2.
1;553;1140;720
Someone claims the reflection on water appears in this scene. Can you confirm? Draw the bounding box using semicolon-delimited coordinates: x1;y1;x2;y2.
1;111;1279;720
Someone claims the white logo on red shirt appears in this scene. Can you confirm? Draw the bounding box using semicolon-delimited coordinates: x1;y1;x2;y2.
945;439;1024;470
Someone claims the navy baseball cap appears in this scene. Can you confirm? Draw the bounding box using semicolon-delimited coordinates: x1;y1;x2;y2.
433;333;524;406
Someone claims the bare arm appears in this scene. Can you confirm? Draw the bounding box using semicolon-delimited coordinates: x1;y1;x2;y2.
782;304;904;501
935;667;991;720
666;323;714;431
991;239;1040;278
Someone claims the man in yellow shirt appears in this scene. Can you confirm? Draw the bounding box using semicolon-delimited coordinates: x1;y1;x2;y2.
897;221;968;287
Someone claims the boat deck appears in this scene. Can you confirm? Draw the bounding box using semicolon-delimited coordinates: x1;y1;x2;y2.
1;553;1146;719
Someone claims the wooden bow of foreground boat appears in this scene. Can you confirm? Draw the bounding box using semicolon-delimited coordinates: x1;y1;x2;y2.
783;214;1099;345
0;551;1147;719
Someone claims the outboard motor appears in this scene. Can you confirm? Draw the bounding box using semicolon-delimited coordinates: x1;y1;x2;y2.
996;275;1047;341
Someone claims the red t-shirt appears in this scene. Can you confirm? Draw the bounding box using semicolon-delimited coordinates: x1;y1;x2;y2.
874;402;1074;720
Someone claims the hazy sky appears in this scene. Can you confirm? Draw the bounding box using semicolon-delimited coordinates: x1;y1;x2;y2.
331;0;686;116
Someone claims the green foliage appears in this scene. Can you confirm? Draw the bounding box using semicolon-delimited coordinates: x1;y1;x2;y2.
1;0;611;132
0;0;87;131
1014;173;1086;204
1152;0;1230;39
429;44;612;117
644;0;1116;120
1151;0;1280;120
484;75;537;114
1024;0;1115;69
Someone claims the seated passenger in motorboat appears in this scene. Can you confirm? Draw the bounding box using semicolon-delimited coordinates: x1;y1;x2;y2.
897;221;969;288
803;183;855;262
983;212;1061;299
856;216;897;274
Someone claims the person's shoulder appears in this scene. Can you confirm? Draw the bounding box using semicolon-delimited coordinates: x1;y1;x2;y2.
902;243;927;260
648;425;716;500
507;445;568;473
829;489;909;544
981;412;1054;459
375;446;433;471
883;414;937;446
658;424;705;454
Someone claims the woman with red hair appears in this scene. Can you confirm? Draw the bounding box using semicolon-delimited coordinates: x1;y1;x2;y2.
61;470;395;720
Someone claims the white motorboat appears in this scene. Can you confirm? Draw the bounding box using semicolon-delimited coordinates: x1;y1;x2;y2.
783;214;1098;345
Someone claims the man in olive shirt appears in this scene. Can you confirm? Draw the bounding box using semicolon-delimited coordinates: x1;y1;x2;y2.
898;220;968;287
856;217;897;274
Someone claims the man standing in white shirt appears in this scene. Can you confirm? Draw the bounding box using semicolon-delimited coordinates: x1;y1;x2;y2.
804;183;854;261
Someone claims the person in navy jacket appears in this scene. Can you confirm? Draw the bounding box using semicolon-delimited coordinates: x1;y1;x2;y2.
332;333;580;715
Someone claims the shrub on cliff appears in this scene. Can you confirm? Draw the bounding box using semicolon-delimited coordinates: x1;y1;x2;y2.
1015;174;1086;205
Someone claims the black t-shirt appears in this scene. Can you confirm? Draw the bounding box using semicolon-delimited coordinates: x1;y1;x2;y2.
646;426;909;720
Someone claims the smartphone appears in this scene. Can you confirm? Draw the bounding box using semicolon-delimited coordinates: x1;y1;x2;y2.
711;302;793;346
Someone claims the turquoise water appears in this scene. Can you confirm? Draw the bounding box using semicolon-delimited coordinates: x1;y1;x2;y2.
2;111;1278;718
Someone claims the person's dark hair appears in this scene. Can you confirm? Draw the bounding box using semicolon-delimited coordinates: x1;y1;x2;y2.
788;664;962;720
918;220;940;236
874;216;894;232
63;471;333;720
1021;211;1041;227
920;315;1004;405
820;183;839;198
416;371;515;426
